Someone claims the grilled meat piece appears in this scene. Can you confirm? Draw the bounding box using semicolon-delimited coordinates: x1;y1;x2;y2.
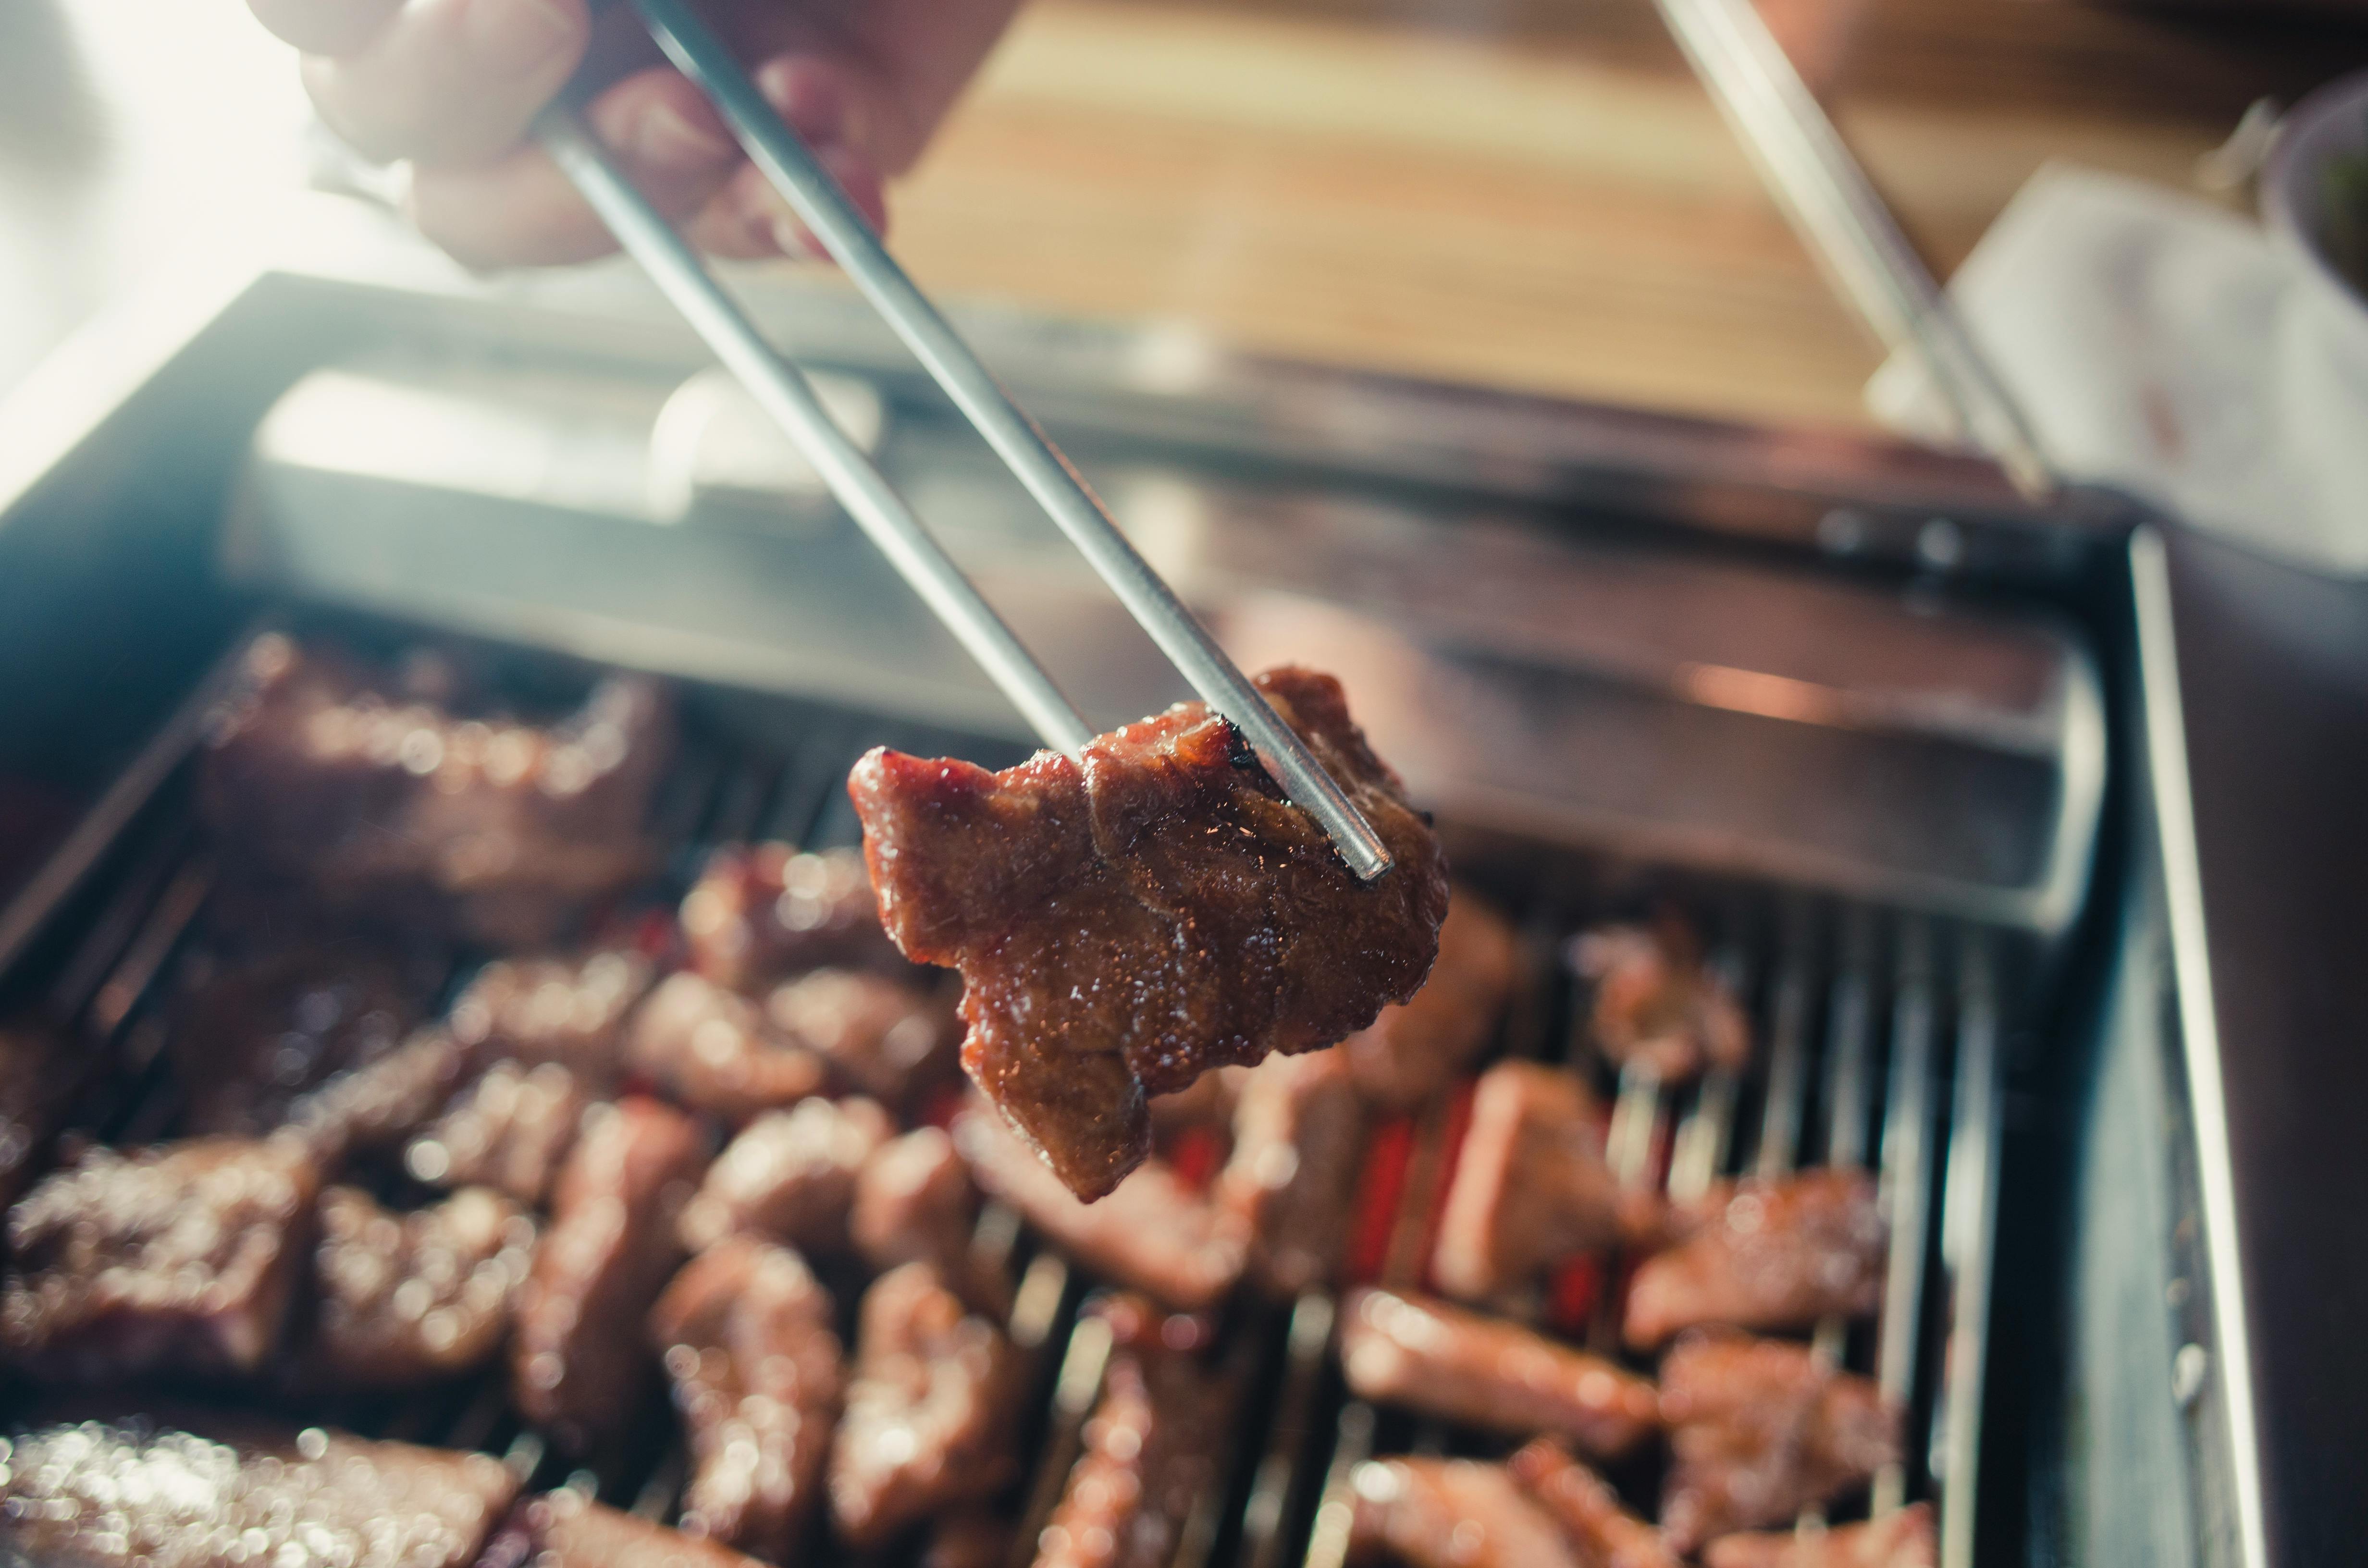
1035;1295;1235;1568
1338;1288;1658;1458
0;1414;518;1568
650;1236;845;1559
626;971;829;1124
1432;1062;1660;1306
957;1106;1247;1312
1346;1458;1578;1568
1658;1333;1900;1552
407;1059;589;1206
1507;1439;1679;1568
1338;892;1519;1111
1571;919;1749;1084
199;634;672;947
767;968;962;1112
1214;1050;1364;1298
830;1261;1020;1548
312;1185;534;1388
286;1027;476;1165
852;1127;1009;1316
0;1021;70;1212
681;843;904;992
678;1096;894;1255
448;950;656;1089
513;1097;707;1451
2;1134;320;1379
851;667;1448;1201
477;1488;767;1568
1701;1505;1938;1568
1624;1170;1886;1349
168;945;428;1139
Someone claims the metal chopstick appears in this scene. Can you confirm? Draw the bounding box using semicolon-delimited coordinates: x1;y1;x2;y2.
615;0;1393;883
1651;0;2057;502
538;106;1095;760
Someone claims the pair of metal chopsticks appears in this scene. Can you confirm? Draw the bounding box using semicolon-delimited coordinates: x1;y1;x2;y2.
537;0;1394;882
1650;0;2057;502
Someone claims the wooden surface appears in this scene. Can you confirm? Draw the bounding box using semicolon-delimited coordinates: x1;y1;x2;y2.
887;0;2365;430
1;0;2361;433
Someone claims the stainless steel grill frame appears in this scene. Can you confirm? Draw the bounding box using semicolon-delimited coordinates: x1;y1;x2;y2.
6;200;2270;1568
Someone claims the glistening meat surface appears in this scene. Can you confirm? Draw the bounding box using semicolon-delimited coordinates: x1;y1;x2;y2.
649;1236;844;1559
2;1135;321;1380
0;1414;518;1568
851;667;1447;1200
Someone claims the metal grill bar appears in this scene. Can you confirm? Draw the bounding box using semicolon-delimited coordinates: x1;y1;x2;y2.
1874;920;1939;1514
1934;933;2002;1568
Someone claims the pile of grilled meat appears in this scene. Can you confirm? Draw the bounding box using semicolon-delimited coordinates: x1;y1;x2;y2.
0;635;1930;1568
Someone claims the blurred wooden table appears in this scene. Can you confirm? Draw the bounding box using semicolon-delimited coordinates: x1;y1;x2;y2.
1;0;2358;434
893;0;2364;431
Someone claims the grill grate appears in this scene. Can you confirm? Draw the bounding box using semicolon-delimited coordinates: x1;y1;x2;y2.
0;627;2009;1568
1270;895;2006;1568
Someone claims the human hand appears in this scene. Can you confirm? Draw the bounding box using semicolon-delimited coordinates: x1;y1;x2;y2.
247;0;1022;267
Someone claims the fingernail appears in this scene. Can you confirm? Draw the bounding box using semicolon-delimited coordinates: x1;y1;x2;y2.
633;98;730;169
465;0;579;77
756;57;847;143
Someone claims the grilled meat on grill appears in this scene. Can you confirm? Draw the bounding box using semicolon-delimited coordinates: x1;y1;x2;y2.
1507;1438;1679;1568
0;1414;518;1568
1338;1288;1659;1458
1213;1049;1364;1298
678;1096;894;1255
830;1261;1020;1549
311;1185;534;1388
681;843;903;992
1572;919;1749;1084
767;968;962;1113
2;1134;320;1379
199;634;672;947
1346;1458;1579;1568
625;971;829;1124
1338;892;1519;1111
650;1236;845;1559
1432;1062;1660;1306
1657;1333;1900;1552
407;1059;589;1206
956;1106;1247;1312
851;1127;1009;1317
1034;1295;1235;1568
513;1097;707;1451
1702;1505;1938;1568
286;1027;476;1165
168;945;429;1139
1624;1170;1886;1349
0;1020;70;1212
851;667;1448;1202
447;949;656;1090
478;1488;768;1568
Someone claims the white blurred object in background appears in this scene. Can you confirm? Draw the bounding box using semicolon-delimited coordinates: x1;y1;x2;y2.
1867;99;2368;577
0;0;307;393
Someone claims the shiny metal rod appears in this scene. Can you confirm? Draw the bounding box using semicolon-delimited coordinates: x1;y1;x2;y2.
1652;0;2056;502
629;0;1394;882
537;106;1093;759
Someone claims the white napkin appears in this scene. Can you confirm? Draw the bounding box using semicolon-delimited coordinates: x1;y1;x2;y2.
1866;163;2368;576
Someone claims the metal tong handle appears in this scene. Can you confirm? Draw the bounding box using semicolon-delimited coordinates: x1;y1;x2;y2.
543;0;1395;882
540;107;1092;757
1652;0;2056;502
